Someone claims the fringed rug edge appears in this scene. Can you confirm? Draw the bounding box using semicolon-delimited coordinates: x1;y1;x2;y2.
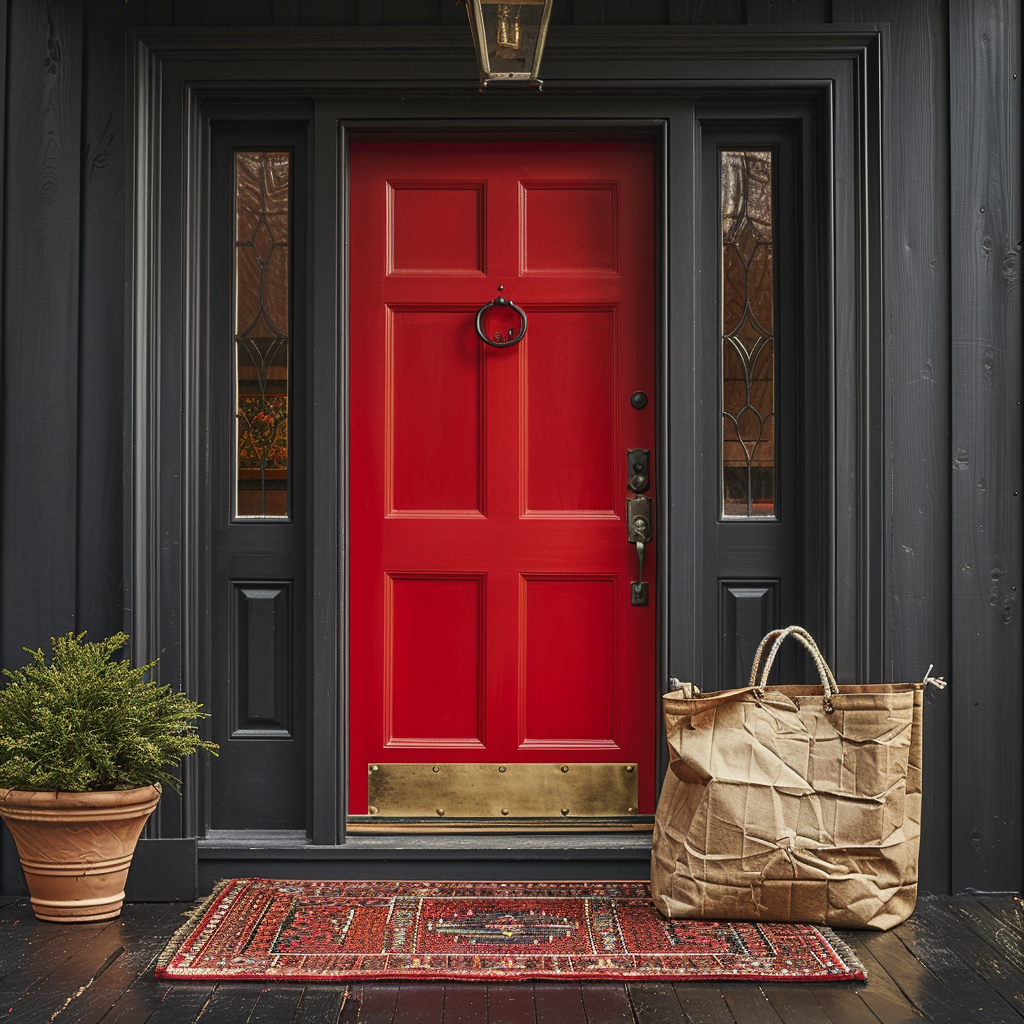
815;926;868;982
155;877;235;975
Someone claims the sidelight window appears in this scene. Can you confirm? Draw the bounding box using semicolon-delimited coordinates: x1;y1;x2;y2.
234;150;291;519
720;149;776;519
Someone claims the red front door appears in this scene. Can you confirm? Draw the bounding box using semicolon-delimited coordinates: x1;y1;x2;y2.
349;141;656;818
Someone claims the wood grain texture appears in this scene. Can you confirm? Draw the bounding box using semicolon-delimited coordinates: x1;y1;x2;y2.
1;0;82;668
358;0;383;26
841;933;931;1024
626;982;684;1024
76;0;137;644
843;0;953;896
892;897;1023;1024
293;987;351;1024
949;0;1023;894
574;0;604;24
580;985;634;1024
747;0;833;24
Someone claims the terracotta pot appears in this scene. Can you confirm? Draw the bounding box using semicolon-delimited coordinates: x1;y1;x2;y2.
0;785;160;923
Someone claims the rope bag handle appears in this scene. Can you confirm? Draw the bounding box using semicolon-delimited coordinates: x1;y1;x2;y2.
748;626;839;713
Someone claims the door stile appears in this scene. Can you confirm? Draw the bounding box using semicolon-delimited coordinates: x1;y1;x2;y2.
663;102;702;704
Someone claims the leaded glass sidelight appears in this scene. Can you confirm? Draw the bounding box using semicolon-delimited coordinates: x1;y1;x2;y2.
235;150;290;518
720;150;775;519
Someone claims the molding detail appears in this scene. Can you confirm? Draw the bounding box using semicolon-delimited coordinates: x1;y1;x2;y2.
127;26;883;848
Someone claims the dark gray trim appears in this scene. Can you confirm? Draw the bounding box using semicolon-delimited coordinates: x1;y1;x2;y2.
310;109;345;845
125;839;198;901
949;0;1023;894
198;835;652;892
128;26;886;871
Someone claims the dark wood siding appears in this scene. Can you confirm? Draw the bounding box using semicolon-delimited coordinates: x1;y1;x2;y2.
1;0;83;895
838;0;955;893
0;0;1019;897
950;0;1023;894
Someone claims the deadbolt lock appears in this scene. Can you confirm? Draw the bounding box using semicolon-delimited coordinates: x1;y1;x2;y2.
626;448;650;494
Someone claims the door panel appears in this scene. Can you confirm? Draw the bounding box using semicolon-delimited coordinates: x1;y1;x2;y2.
349;141;656;819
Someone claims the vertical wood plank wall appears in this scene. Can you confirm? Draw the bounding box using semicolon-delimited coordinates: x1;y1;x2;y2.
1;0;82;668
836;0;955;892
0;0;1019;894
0;0;83;896
950;0;1023;893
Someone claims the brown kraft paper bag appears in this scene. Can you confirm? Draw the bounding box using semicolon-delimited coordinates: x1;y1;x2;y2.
650;626;943;931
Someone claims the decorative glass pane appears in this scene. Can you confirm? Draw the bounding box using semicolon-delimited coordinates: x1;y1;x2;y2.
720;149;775;518
235;151;290;518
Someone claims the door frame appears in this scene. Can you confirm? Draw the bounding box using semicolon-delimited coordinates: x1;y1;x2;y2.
128;28;884;864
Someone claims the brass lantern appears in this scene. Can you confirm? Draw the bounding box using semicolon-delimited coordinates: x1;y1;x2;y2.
464;0;555;90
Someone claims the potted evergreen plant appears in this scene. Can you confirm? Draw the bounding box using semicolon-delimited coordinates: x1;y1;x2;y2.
0;632;217;922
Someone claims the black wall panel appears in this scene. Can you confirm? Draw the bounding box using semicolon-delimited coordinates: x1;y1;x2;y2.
949;0;1023;894
836;0;955;894
0;0;83;899
1;0;82;667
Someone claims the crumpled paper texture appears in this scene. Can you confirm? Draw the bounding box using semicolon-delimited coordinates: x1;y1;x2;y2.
651;684;924;931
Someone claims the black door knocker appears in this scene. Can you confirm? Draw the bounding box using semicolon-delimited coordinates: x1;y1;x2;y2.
475;286;528;348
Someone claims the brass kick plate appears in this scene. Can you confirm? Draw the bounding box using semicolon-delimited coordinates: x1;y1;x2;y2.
367;762;639;819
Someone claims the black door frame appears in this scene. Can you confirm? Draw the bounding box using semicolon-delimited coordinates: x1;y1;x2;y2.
128;27;889;886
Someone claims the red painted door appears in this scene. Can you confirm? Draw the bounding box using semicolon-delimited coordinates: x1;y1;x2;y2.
349;141;656;817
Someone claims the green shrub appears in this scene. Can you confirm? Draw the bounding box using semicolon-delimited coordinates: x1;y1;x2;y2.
0;632;217;793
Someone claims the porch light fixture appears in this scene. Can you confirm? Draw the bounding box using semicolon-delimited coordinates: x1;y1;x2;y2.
463;0;555;90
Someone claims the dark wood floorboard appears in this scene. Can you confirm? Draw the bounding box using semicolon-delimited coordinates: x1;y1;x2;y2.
915;897;1024;1017
192;981;268;1023
975;895;1024;935
489;982;538;1024
143;983;215;1024
443;982;488;1024
351;981;401;1024
581;983;634;1024
672;983;736;1024
759;985;835;1024
721;985;786;1024
251;984;307;1023
806;983;880;1024
841;934;926;1024
627;980;686;1023
944;896;1024;973
888;911;1022;1024
393;981;447;1024
534;982;588;1023
56;905;185;1024
0;897;1016;1024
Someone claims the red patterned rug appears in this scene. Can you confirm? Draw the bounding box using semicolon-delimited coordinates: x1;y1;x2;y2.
155;879;865;982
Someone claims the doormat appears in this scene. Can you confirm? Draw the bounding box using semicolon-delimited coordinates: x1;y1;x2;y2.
155;879;865;982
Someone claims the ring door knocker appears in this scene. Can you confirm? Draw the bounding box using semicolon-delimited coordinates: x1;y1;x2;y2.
475;285;527;348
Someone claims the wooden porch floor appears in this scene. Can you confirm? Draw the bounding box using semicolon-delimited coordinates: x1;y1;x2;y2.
1;893;1022;1023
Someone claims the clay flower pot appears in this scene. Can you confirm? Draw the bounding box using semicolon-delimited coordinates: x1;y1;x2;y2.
0;785;160;922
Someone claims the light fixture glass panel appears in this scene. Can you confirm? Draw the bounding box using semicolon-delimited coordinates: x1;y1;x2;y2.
468;0;552;87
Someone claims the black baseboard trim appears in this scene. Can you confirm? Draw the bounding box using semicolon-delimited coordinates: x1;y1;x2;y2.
126;838;198;901
196;833;652;891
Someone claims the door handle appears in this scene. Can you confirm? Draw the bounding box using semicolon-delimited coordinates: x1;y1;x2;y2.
627;496;652;606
